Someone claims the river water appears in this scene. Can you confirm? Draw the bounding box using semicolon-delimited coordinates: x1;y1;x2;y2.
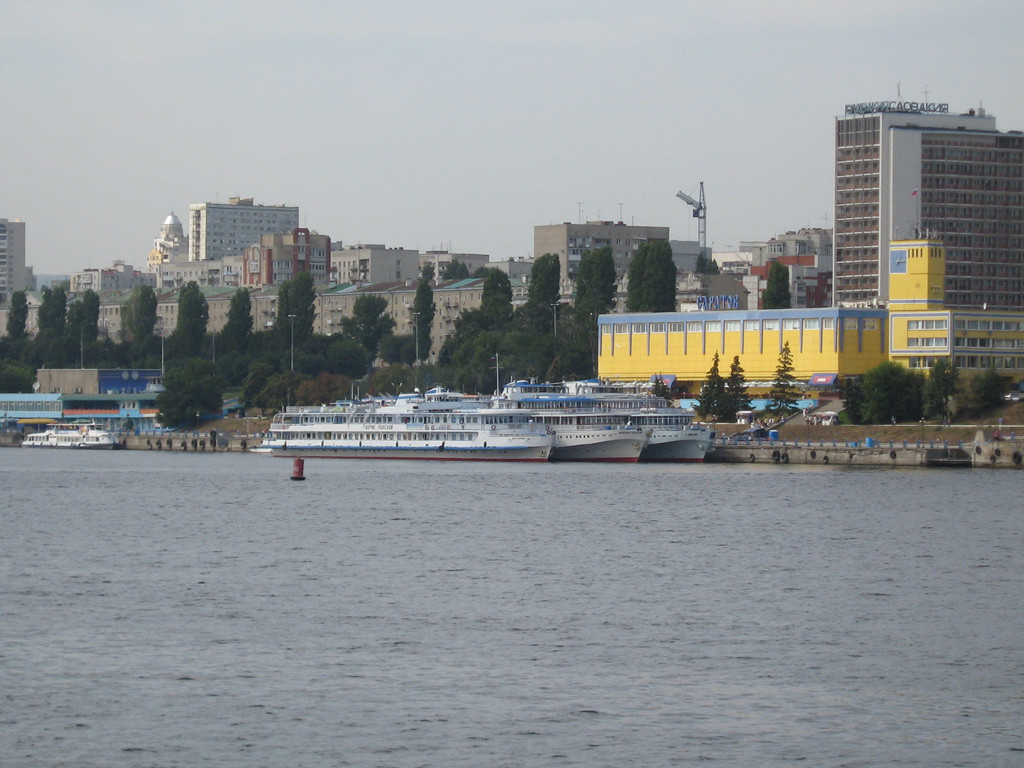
1;450;1022;767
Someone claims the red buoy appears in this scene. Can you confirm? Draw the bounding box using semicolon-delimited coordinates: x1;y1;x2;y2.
291;457;305;481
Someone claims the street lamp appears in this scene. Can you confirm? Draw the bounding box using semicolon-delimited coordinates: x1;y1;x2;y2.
551;302;559;339
288;313;296;371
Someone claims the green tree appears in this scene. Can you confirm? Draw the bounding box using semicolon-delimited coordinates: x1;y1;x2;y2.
6;291;28;340
156;358;225;428
966;366;1007;414
575;246;617;319
65;290;101;367
413;278;435;362
766;341;801;416
441;260;470;280
242;361;275;412
479;269;514;329
626;240;676;312
842;376;865;424
37;285;67;335
695;252;720;275
421;263;435;283
368;364;414;395
257;371;306;412
723;355;752;422
171;282;208;359
528;253;561;308
923;358;958;420
220;288;253;356
342;294;395;358
379;334;417;364
0;360;35;392
323;335;371;378
860;361;924;423
280;271;316;347
696;352;727;421
121;285;158;345
296;372;353;405
762;261;792;309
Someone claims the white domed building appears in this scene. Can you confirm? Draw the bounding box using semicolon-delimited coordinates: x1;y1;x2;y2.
148;212;188;272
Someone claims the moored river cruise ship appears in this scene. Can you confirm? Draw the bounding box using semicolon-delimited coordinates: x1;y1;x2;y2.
266;390;554;462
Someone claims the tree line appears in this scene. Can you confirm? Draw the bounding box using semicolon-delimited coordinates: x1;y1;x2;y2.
2;242;681;427
694;342;1008;426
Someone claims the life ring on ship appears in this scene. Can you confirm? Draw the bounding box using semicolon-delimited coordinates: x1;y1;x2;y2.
490;425;496;431
822;454;829;464
994;448;1002;457
975;445;983;454
1013;451;1022;465
890;450;897;460
990;454;998;464
771;449;781;463
749;453;756;463
809;449;817;460
781;452;789;464
241;439;247;450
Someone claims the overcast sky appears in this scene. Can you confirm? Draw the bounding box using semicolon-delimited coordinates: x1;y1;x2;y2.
3;1;1023;276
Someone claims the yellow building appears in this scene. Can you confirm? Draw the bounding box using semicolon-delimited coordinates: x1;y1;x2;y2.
598;239;1024;393
888;240;1024;380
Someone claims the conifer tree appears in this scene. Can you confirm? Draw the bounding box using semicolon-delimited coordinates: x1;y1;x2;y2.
697;352;727;421
723;355;752;421
767;341;800;416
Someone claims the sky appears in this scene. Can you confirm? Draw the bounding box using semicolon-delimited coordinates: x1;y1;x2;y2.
3;1;1024;276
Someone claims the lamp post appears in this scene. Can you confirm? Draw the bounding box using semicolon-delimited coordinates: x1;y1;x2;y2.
288;313;296;371
551;302;559;339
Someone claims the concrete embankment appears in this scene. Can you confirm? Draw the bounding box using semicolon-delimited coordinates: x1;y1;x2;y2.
121;433;256;453
708;431;1024;468
0;432;259;452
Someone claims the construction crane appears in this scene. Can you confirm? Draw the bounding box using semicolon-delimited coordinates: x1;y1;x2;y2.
676;182;707;257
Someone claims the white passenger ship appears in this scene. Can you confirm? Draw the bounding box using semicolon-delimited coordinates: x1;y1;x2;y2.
497;382;649;462
21;420;117;450
564;380;713;462
266;389;554;462
500;380;711;462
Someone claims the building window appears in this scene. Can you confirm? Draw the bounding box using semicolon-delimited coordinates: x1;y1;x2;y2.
743;320;760;332
803;318;820;330
782;319;799;330
724;320;741;332
686;322;702;333
705;321;722;333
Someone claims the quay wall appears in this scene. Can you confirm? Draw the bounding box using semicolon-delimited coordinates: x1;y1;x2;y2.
708;432;1024;468
4;431;1024;467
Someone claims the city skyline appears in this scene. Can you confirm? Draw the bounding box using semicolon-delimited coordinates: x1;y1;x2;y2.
3;1;1023;276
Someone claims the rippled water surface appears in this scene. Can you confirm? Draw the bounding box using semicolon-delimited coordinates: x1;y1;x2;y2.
2;450;1023;767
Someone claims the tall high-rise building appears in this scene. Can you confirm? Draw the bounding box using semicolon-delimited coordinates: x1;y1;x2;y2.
834;100;1024;308
0;218;28;296
188;197;299;263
